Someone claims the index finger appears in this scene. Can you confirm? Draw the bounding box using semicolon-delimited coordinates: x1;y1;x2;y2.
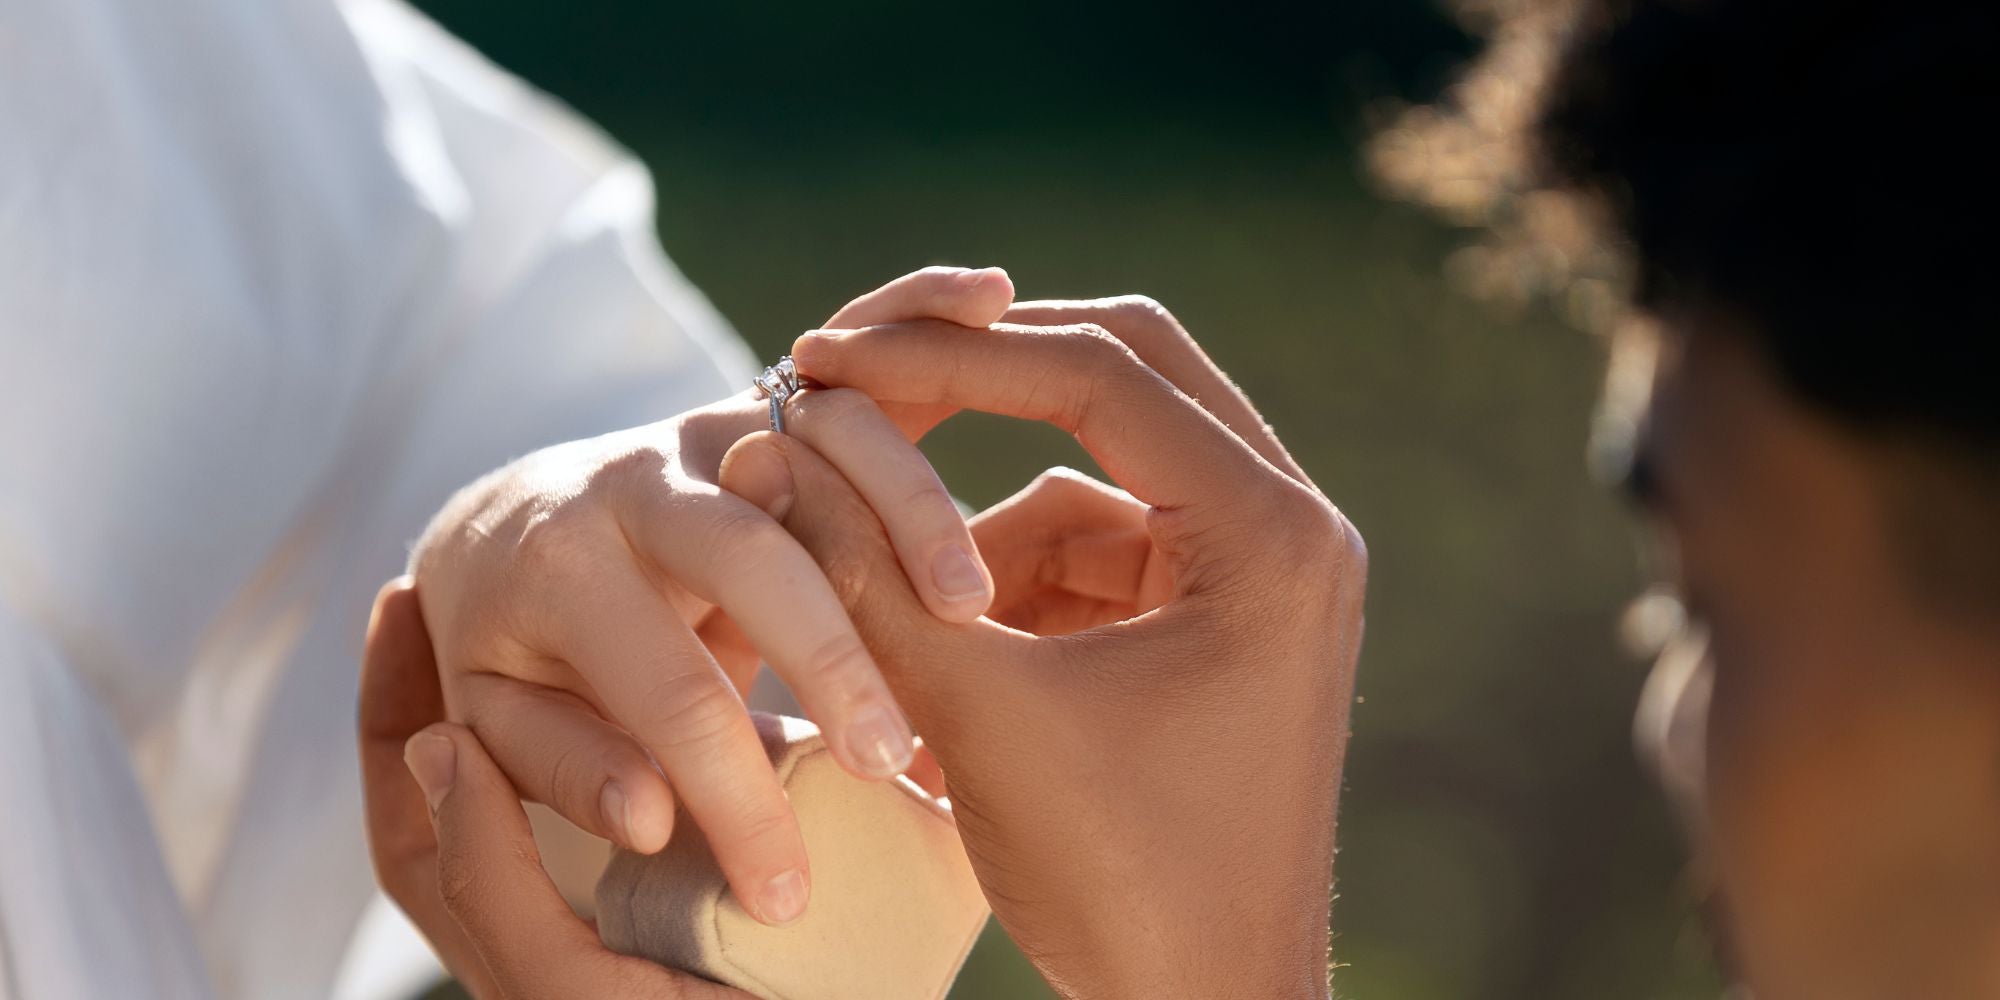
1003;297;1311;486
791;320;1290;521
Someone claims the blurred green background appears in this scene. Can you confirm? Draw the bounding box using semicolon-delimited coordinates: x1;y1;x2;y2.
407;1;1720;997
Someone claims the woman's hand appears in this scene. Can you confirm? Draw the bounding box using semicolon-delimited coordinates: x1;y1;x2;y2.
715;305;1365;999
360;579;750;999
408;266;1011;925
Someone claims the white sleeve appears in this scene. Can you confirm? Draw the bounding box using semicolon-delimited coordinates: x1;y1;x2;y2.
0;0;758;997
0;602;215;1000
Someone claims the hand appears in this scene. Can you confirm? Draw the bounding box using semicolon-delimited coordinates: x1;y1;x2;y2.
963;297;1311;634
714;305;1365;999
359;578;751;999
408;266;1011;924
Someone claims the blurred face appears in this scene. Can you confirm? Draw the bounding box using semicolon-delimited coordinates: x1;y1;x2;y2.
1631;327;2000;1000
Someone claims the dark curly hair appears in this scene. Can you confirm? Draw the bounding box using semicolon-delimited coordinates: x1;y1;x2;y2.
1375;0;1997;607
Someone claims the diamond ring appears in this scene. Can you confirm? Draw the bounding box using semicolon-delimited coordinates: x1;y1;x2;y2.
752;356;801;433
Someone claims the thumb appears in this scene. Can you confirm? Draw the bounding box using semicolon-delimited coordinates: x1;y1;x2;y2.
817;267;1016;441
824;266;1015;330
716;431;979;732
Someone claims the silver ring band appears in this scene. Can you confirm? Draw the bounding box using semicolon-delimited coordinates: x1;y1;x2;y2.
752;356;801;433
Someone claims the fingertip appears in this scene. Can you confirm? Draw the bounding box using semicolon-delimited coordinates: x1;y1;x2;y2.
372;574;416;607
925;543;994;622
404;724;462;814
948;266;1015;327
789;330;848;384
755;867;811;926
720;836;813;927
365;575;422;641
717;431;796;520
963;265;1014;298
840;701;917;781
601;775;675;854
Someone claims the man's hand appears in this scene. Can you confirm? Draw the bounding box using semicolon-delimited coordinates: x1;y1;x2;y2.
716;300;1364;999
408;266;1012;925
964;296;1309;635
359;578;752;999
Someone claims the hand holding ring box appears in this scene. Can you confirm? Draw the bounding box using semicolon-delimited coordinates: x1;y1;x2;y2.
595;716;991;1000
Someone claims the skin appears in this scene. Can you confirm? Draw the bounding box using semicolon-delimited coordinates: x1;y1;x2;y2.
406;266;1016;924
1633;325;2000;999
362;294;1362;998
363;276;2000;998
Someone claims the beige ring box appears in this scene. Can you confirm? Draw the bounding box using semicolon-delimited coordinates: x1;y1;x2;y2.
593;716;991;1000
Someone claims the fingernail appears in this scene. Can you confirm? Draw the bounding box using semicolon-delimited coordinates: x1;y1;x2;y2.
601;781;638;847
958;266;1008;289
930;545;989;604
845;703;916;779
404;732;457;814
758;868;809;925
798;328;852;344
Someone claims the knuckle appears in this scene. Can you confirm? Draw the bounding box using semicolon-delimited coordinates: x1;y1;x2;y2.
1271;486;1350;564
1101;294;1180;341
544;738;602;818
897;480;954;514
591;445;670;497
822;555;873;611
1332;509;1369;589
639;669;744;756
695;508;796;578
729;795;801;854
513;503;607;582
788;386;874;433
1026;466;1100;505
1043;325;1141;431
793;630;876;702
1278;483;1337;535
434;844;489;918
1071;324;1147;382
1030;465;1089;490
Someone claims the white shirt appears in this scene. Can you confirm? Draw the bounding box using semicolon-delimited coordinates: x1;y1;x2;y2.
0;0;756;996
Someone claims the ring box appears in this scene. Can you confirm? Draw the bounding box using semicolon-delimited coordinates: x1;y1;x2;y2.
594;716;990;1000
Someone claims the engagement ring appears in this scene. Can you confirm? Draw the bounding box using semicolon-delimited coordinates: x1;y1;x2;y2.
753;356;801;433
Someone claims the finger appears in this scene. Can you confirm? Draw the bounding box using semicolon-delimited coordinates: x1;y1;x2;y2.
968;467;1166;613
792;320;1304;547
824;265;1016;440
1004;297;1311;485
781;388;994;621
404;723;750;1000
987;584;1137;637
825;265;1014;329
356;578;498;997
546;560;814;927
714;433;1007;747
613;477;919;787
457;672;677;854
